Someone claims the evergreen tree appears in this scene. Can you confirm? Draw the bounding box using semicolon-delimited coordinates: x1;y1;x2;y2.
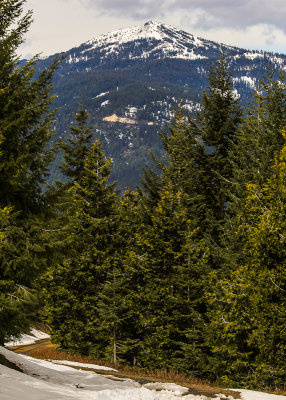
193;54;243;224
59;106;94;184
231;68;286;203
48;106;95;260
0;0;60;343
140;106;207;232
95;189;147;365
219;68;286;304
141;55;243;238
159;107;207;226
135;56;243;374
131;183;210;374
44;140;119;357
209;133;286;389
0;1;60;210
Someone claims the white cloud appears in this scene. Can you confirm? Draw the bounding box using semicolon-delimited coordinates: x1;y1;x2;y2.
64;0;286;32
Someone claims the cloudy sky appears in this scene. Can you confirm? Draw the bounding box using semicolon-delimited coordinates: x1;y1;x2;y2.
20;0;286;58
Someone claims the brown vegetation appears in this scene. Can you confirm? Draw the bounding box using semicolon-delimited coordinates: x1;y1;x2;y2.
14;344;241;399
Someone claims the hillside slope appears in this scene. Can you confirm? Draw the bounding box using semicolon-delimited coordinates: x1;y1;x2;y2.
35;21;286;187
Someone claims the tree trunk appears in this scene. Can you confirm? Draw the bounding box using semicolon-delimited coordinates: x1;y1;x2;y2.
113;324;117;365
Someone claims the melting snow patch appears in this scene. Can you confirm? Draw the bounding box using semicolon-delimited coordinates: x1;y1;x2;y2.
5;329;50;347
233;389;286;400
96;91;109;98
50;359;117;372
1;347;286;400
234;76;256;89
143;382;189;395
101;100;110;107
243;52;264;60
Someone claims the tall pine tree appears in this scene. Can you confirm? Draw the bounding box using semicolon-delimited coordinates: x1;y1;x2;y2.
209;132;286;389
0;0;60;343
59;106;94;185
192;54;243;224
231;68;286;203
43;140;119;357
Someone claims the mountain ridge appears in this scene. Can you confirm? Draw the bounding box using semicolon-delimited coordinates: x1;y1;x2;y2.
52;20;286;71
36;21;286;188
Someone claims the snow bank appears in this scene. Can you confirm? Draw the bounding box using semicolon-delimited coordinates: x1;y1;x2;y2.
143;382;189;395
0;346;139;391
234;389;286;400
50;359;117;372
0;347;206;399
5;328;50;347
1;346;286;400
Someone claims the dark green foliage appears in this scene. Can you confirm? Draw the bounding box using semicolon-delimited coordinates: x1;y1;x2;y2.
207;70;286;390
40;52;286;391
59;106;94;184
0;206;36;345
140;107;205;222
44;141;119;357
231;68;286;203
192;54;243;224
131;184;210;374
209;139;286;389
0;0;59;343
128;56;243;376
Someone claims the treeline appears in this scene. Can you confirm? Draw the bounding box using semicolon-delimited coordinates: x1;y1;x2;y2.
0;0;286;391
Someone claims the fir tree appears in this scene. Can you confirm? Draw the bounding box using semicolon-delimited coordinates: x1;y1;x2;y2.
231;68;286;203
141;55;243;238
59;106;94;184
48;105;95;260
132;183;210;374
44;140;119;357
0;0;60;343
209;132;286;389
193;54;243;223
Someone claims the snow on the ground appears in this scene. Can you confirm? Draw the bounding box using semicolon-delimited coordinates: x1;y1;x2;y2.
143;383;189;395
233;389;286;400
1;346;286;400
5;328;50;347
0;346;210;399
50;359;117;372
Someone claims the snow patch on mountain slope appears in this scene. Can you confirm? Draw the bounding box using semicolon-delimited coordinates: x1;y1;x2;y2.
243;52;264;60
233;76;257;89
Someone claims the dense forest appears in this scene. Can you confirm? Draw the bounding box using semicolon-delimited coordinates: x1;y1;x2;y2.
0;0;285;391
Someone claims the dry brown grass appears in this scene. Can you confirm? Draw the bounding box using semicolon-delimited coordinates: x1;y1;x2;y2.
24;345;114;368
11;337;286;398
17;344;241;399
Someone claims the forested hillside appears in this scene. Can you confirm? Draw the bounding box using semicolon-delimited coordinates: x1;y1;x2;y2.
33;20;286;188
0;0;286;392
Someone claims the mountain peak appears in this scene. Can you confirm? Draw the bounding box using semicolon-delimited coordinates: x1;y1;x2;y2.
143;19;163;28
82;20;208;62
86;20;172;47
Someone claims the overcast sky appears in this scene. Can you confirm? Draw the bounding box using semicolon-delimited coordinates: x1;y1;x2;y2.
20;0;286;58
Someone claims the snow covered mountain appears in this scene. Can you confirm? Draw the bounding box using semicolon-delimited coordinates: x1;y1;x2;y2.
68;20;211;64
37;21;286;187
57;20;286;73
